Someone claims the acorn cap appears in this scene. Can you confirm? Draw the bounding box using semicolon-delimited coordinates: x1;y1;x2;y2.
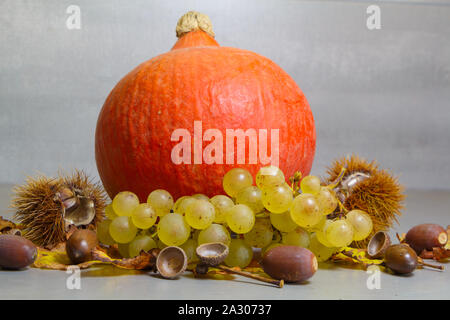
156;246;187;279
367;231;391;258
196;242;229;266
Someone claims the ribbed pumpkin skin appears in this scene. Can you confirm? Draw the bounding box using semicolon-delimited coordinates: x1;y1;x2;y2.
95;35;315;201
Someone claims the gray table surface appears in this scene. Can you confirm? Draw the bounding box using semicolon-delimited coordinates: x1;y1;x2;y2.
0;184;448;300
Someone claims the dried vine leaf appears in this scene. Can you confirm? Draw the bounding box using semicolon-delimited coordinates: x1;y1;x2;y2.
332;247;384;269
32;246;102;270
420;247;450;261
0;216;16;233
91;248;160;270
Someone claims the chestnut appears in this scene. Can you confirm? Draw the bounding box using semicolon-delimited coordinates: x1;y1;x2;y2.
404;224;447;254
66;229;98;264
384;244;418;274
0;234;37;269
261;245;317;283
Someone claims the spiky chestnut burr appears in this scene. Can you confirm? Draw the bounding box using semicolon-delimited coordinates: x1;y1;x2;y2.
325;155;405;248
11;170;106;248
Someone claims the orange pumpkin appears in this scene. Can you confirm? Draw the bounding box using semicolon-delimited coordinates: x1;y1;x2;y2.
95;11;316;201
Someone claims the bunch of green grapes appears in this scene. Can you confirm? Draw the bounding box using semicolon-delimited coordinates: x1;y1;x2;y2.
96;166;374;267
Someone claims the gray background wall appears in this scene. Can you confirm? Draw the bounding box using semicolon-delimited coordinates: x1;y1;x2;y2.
1;0;449;189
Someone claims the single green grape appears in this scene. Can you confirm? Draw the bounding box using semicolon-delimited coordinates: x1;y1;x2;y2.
300;175;321;195
261;183;293;214
173;196;196;216
256;166;285;190
96;219;115;246
180;239;199;263
117;243;130;258
244;218;273;248
309;233;336;262
224;239;253;268
282;227;310;248
192;193;209;201
315;219;334;247
185;199;216;230
325;219;354;247
109;216;137;243
147;189;174;216
131;203;157;229
290;194;321;228
222;168;253;197
112;191;140;217
197;224;231;246
226;204;255;234
236;186;265;214
210;195;234;224
173;196;190;213
105;203;118;220
128;234;157;257
157;212;191;246
316;187;338;215
345;210;373;241
269;211;297;233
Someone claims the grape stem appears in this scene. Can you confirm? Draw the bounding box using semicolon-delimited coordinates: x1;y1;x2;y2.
216;264;284;288
289;171;303;196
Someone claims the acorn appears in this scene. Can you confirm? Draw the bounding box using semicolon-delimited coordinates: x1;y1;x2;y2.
11;171;106;247
261;245;317;283
384;244;418;274
325;155;405;248
384;244;443;275
404;224;448;254
156;246;188;279
0;234;37;269
66;229;98;264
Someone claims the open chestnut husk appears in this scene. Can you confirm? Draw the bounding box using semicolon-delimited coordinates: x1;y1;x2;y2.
0;234;37;269
156;246;188;279
367;231;391;258
404;224;448;255
66;229;98;264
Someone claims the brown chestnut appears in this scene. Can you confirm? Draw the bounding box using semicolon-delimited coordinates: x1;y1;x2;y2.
66;229;98;264
384;244;418;274
0;234;37;269
404;224;447;254
261;245;317;283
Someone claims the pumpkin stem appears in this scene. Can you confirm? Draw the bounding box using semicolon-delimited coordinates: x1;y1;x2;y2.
176;11;215;38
